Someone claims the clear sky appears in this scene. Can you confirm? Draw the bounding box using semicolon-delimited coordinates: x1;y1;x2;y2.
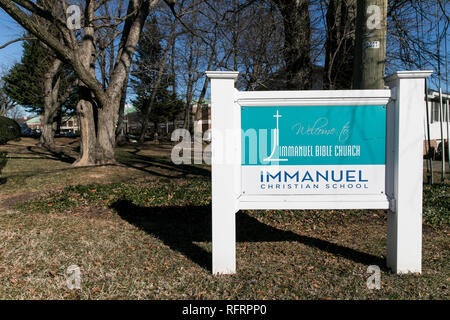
0;11;25;71
0;11;29;116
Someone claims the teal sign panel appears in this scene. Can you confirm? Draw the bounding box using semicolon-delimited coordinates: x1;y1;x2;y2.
241;105;386;166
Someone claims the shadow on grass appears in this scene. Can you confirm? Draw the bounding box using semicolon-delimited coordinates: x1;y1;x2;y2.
0;177;6;185
26;146;76;164
117;149;210;179
112;200;386;273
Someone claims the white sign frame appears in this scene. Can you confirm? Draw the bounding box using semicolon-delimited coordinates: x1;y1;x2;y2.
206;70;433;275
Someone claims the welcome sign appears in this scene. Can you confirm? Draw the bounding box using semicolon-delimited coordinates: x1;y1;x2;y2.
241;105;386;195
207;70;432;276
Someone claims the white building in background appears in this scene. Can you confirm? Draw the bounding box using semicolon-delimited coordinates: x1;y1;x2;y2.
60;115;79;133
424;90;449;154
23;115;79;133
423;91;450;156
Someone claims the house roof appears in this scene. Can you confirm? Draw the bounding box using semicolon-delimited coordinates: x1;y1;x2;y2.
26;116;41;124
427;90;449;100
125;105;137;115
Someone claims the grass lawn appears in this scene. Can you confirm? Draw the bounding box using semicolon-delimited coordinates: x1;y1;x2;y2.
0;138;449;299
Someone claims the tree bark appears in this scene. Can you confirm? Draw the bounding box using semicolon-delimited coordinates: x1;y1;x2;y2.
97;98;120;164
40;58;62;149
73;1;98;166
74;86;97;166
324;0;356;90
115;75;129;145
40;105;58;149
273;0;312;90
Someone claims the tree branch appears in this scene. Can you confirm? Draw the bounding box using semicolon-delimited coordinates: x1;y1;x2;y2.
0;36;36;49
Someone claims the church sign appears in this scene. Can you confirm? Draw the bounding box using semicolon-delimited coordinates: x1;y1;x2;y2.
206;70;432;276
241;105;386;195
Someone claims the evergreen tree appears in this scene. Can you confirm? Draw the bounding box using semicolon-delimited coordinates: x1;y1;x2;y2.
2;38;77;116
2;38;77;148
2;39;49;113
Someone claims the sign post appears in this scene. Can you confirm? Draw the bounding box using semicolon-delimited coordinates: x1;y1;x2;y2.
206;71;240;275
207;70;432;275
385;71;433;273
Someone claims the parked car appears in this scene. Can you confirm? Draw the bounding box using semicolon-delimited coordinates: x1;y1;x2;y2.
60;131;79;138
21;127;41;138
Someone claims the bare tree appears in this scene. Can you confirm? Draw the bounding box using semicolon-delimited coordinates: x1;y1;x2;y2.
40;57;77;149
272;0;312;90
323;0;356;89
136;14;177;143
386;0;449;89
0;84;17;118
0;66;18;117
4;105;23;120
231;1;284;91
0;0;166;165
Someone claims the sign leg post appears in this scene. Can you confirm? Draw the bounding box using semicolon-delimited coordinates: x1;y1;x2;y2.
206;71;240;275
212;205;236;275
385;71;433;274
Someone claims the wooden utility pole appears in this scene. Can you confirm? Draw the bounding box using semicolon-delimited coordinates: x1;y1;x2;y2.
353;0;387;89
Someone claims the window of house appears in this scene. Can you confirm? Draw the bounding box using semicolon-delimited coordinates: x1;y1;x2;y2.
431;99;450;123
432;101;440;123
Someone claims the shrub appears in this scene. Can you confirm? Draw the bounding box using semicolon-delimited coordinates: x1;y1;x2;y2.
0;116;20;145
436;140;449;160
0;151;7;175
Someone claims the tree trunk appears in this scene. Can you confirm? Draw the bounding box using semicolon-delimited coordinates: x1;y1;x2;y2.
193;75;211;144
273;0;312;90
54;109;62;135
40;104;59;149
73;12;98;166
73;85;97;166
324;0;356;90
115;75;128;145
183;94;193;133
138;99;151;144
183;32;197;132
39;58;62;149
352;0;387;89
97;100;119;164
